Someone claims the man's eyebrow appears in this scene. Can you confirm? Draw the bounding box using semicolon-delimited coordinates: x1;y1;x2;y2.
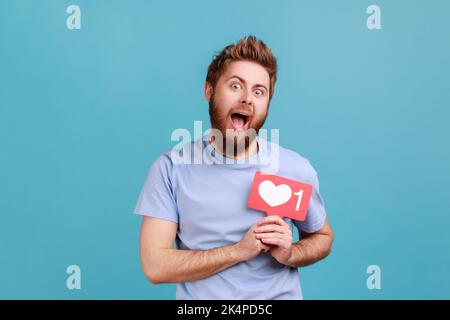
226;75;268;91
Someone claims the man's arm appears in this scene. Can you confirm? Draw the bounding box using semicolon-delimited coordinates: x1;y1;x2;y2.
287;218;334;268
139;216;270;284
255;216;333;268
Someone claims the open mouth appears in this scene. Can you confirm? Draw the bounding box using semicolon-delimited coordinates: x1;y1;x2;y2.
230;112;250;130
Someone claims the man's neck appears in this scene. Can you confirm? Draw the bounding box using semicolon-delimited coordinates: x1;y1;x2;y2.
210;135;259;160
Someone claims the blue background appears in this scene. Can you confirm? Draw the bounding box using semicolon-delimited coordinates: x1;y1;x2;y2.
1;0;449;299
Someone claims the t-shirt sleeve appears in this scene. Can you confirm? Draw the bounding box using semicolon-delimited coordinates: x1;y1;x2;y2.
133;153;179;224
294;162;327;233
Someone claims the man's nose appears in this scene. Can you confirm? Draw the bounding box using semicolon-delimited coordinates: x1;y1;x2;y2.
240;89;253;106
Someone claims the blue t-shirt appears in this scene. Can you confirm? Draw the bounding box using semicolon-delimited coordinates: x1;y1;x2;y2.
133;135;327;299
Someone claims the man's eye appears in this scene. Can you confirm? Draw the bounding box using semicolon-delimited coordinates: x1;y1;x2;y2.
231;83;241;90
255;89;264;96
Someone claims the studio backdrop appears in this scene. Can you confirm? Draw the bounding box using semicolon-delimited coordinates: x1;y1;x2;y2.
1;0;449;299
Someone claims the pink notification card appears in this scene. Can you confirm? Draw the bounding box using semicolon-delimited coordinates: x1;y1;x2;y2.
247;171;313;221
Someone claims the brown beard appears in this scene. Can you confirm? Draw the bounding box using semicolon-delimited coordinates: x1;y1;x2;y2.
208;91;269;156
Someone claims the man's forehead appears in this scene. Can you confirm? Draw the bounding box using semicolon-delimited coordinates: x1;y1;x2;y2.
221;60;270;87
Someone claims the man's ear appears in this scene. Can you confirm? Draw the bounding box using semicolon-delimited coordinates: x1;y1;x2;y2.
204;82;213;102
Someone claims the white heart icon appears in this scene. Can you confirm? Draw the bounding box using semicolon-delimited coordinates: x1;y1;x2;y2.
258;180;292;207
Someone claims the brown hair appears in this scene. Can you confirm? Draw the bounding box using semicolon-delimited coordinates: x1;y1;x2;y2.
206;35;278;100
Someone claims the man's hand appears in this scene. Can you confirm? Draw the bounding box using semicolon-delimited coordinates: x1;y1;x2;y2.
254;216;293;265
235;223;272;261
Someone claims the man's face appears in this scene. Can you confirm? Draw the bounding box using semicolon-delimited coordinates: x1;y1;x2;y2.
206;60;271;151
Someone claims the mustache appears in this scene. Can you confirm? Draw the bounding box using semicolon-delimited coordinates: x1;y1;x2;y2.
228;106;254;117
